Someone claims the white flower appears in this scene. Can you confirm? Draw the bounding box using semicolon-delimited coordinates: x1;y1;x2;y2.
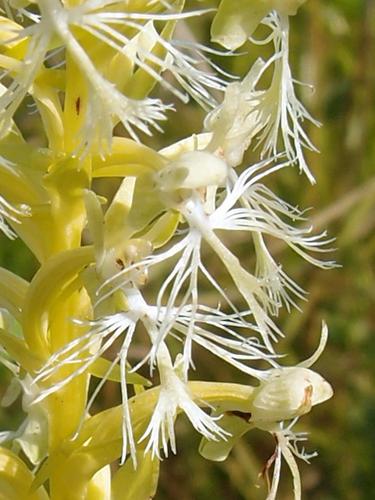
180;161;333;346
33;306;139;464
32;279;277;466
76;12;225;106
254;323;333;499
253;232;307;315
169;305;277;378
101;153;334;350
254;13;320;183
206;12;319;182
264;425;315;500
210;161;335;271
39;0;171;148
139;355;229;459
0;1;226;147
199;323;333;500
204;60;266;167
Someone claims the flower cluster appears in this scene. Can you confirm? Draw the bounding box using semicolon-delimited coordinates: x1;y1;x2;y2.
0;1;333;499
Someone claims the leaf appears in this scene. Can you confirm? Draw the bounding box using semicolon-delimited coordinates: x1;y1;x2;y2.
86;465;111;500
22;246;95;358
111;451;160;500
0;446;49;499
137;211;180;249
90;357;151;387
0;267;28;321
0;328;41;372
124;173;165;236
33;81;64;153
199;411;253;462
92;137;165;176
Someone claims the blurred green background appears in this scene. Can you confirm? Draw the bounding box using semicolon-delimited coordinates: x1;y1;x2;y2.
0;0;374;498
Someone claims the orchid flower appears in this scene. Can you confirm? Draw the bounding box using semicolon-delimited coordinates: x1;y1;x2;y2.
0;1;334;498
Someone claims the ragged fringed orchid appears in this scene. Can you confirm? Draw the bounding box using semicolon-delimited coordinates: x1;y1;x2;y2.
0;1;333;499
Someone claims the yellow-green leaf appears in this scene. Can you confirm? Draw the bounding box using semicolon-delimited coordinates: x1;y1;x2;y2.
137;211;180;249
111;451;160;500
0;267;28;321
199;411;253;462
22;246;94;358
90;357;151;387
0;447;49;500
